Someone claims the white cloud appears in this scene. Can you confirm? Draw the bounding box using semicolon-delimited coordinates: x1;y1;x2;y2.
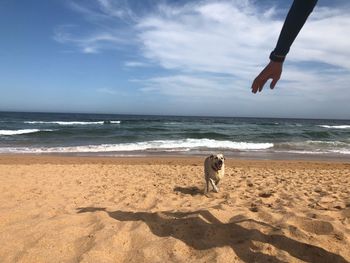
291;12;350;70
136;1;283;75
136;1;350;86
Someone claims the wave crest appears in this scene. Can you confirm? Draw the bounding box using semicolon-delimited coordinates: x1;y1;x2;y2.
0;139;273;153
24;121;121;125
319;125;350;129
0;129;53;136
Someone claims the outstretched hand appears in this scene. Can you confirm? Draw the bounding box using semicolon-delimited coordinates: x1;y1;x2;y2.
251;61;283;94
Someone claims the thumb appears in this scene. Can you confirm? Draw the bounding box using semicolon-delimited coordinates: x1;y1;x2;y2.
270;77;279;89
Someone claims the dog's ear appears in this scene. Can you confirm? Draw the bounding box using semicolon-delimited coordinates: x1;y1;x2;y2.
210;154;214;159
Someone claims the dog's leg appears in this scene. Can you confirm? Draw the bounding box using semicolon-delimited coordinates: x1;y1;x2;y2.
215;179;220;192
204;172;210;194
204;178;209;194
209;178;219;193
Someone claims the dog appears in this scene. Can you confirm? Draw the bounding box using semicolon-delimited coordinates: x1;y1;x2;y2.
204;154;225;193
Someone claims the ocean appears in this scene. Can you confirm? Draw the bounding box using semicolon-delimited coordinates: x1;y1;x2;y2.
0;112;350;159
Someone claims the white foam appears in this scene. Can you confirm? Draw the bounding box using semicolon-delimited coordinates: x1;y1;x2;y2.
276;149;350;155
164;122;180;125
0;139;273;153
274;140;350;155
24;121;121;125
319;125;350;129
304;140;347;146
330;149;350;154
275;140;349;151
0;129;52;136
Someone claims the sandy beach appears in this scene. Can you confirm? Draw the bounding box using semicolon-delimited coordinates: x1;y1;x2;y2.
0;155;349;262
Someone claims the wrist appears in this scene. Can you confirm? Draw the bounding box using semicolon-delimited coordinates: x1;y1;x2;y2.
269;51;285;63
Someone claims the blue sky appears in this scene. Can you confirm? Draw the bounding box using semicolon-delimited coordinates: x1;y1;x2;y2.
1;0;349;118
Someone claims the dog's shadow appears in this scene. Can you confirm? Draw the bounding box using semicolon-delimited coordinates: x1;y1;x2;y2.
173;186;203;196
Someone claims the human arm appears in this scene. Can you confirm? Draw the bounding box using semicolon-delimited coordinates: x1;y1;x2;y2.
251;0;318;94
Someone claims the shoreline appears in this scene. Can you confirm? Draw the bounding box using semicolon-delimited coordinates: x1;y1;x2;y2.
1;152;350;164
1;154;350;174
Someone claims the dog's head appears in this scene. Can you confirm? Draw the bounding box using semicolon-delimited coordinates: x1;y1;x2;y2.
209;153;225;171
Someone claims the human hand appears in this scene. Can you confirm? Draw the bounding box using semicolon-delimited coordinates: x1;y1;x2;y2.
251;61;283;94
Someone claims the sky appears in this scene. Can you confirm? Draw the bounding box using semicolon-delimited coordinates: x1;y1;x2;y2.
0;0;349;119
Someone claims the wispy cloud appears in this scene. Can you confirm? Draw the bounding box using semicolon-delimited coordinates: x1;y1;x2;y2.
96;88;117;95
53;24;126;53
68;0;136;22
124;61;149;67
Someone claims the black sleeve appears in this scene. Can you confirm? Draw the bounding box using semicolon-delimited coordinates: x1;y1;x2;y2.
271;0;318;59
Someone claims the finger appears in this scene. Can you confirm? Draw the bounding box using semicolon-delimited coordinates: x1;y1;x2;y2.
270;77;280;89
258;78;269;92
251;78;260;94
252;69;270;93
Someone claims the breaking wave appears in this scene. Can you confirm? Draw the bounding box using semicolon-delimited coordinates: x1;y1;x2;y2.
0;129;53;136
24;121;121;125
0;139;273;153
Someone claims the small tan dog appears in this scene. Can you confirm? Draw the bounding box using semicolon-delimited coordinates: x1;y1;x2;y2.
204;154;225;193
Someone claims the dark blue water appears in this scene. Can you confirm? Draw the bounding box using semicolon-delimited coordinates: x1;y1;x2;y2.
0;112;350;158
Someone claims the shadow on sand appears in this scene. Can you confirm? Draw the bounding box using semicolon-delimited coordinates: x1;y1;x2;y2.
77;207;347;263
173;186;203;196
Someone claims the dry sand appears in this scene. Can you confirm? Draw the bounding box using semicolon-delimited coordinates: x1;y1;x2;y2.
0;155;349;263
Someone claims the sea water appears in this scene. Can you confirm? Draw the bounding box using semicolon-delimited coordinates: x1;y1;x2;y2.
0;112;349;159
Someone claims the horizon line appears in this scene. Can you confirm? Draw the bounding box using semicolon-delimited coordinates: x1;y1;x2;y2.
0;110;349;121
